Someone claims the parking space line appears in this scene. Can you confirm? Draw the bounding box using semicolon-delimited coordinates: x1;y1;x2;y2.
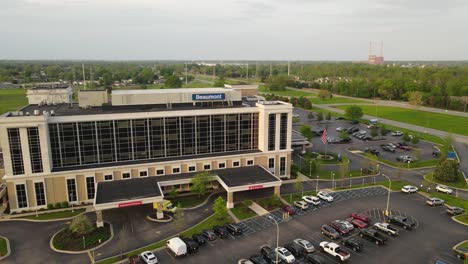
164;248;177;263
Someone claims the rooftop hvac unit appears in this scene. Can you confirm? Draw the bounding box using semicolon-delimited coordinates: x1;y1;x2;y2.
19;111;24;116
50;110;55;116
34;110;40;116
25;112;30;116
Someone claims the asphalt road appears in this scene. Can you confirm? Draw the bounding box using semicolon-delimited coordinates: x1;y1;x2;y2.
153;188;467;264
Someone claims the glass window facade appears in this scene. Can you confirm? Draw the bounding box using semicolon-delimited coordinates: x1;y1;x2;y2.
86;177;95;199
16;184;28;208
34;182;46;206
268;114;276;151
104;174;113;181
268;158;275;170
27;128;43;173
280;113;288;150
122;172;131;179
67;178;77;202
280;157;286;176
8;128;24;175
48;113;259;170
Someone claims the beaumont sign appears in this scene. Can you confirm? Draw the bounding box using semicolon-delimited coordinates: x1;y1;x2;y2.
118;201;142;208
248;185;264;190
192;93;225;101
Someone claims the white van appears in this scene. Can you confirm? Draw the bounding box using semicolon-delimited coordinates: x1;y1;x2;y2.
166;237;187;257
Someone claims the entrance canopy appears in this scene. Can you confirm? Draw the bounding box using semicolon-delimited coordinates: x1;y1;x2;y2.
93;165;282;211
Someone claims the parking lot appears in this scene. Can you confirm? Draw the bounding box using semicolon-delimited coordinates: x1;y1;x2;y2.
151;187;467;263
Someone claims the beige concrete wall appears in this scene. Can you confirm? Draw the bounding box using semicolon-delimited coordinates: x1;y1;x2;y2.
76;175;86;202
6;182;17;209
26;180;36;207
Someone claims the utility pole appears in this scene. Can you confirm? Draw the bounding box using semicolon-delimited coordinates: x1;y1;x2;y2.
185;63;188;84
269;64;272;76
82;63;86;89
255;62;259;79
287;61;290;76
246;63;249;80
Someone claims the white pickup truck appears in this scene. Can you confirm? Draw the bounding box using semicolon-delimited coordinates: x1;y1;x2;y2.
374;222;399;236
319;241;350;262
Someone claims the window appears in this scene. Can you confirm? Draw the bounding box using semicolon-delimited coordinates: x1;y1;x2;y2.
280;157;286;176
156;169;164;175
247;160;254;166
218;162;226;169
188;166;196;172
8;128;24;175
122;172;131;179
16;184;28;208
233;161;240;167
268;114;276;151
28;127;43;173
268;158;275;172
104;174;113;181
280;113;288;150
203;164;211;170
139;170;148;177
172;167;180;174
66;178;78;202
86;177;95;200
34;182;46;206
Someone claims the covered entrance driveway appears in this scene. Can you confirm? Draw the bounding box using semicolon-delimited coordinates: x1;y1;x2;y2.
93;165;282;225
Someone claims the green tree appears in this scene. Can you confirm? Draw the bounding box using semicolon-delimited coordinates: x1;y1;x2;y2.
318;90;332;100
213;77;226;87
326;112;331;121
434;159;459;182
69;215;94;236
344;105;363;121
402;133;411;142
173;202;185;230
370;126;378;138
213;196;227;220
293;176;304;198
299;124;314;140
307;112;315;119
317;112;324;122
190;172;214;198
169;187;178;201
411;136;420;145
339;130;350;140
407;91;424;106
165;75;182;88
379;125;389;138
134;68;154;84
265;75;294;91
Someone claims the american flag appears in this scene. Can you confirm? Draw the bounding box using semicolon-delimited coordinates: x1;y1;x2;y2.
321;129;328;144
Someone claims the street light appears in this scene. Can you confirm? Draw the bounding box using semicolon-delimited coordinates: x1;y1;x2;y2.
332;173;335;190
381;173;391;216
268;215;280;264
69;194;74;212
309;160;313;177
316;175;319;193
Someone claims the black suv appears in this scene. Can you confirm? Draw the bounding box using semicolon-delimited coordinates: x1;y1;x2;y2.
380;144;396;153
305;254;328;264
342;237;364;252
284;243;305;258
260;246;283;264
387;215;415;230
321;224;340;240
364;147;380;156
249;255;268;264
225;223;243;236
201;229;216;241
213;226;228;238
182;237;199;253
192;234;207;245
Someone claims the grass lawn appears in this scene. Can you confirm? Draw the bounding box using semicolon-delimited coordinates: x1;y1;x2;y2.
309;97;370;105
0;237;7;257
20;209;85;220
422;192;468;210
424;172;468;190
173;194;209;208
336;180;409;192
335;105;468;136
230;202;256;220
256;196;283;211
260;88;316;98
0;88;28;114
362;153;439;169
53;223;112;251
454;214;468;225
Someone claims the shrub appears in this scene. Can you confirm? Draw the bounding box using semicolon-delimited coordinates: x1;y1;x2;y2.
243;200;253;207
61;201;69;208
69;215;94;236
55;202;61;209
47;204;54;210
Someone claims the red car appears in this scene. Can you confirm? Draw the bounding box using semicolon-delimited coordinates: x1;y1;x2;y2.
282;205;296;215
347;218;368;229
351;213;370;223
330;221;350;235
399;145;411;151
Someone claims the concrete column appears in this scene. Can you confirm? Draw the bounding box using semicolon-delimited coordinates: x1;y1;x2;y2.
274;186;280;197
2;194;8;207
96;210;104;227
19;128;32;175
156;202;164;219
227;192;234;209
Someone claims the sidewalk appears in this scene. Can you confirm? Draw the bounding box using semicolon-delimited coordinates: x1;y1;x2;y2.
248;202;269;216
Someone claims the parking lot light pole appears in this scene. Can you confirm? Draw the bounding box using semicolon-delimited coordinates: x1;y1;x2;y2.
316;175;319;193
332;173;335;190
381;173;391;216
268;215;279;264
309;160;312;177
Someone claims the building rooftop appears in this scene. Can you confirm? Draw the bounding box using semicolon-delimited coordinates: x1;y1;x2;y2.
112;87;231;95
29;83;71;90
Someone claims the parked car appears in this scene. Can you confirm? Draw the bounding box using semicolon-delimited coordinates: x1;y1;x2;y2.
284;242;305;258
282;205;296;215
350;120;359;124
426;197;445;206
249;255;268;264
397;143;411;151
293;238;315;253
182;238;199;253
347;127;359;134
275;247;295;263
330;220;350;236
373;222;399;236
446;206;465;216
359;228;387;245
321;224;340;240
380;144;396;153
192;233;207;245
317;191;334;202
225;223;243;236
201;229;217;241
397;155;417;163
453;246;468;260
129;255;142;264
335;116;346;120
337;137;352;143
166;237;187;257
293;200;309;210
436;184;453;194
351;213;370;223
213;226;228;238
346;217;367;229
305;254;328;264
337;220;354;231
238;259;254;264
140;251;158;264
401;185;418;194
336;127;344;131
342;237;363;252
319;241;350;262
302;195;321;205
364;147;380;156
432;149;441;157
386;215;415;229
391;131;403;136
260;246;283;264
362;135;373;141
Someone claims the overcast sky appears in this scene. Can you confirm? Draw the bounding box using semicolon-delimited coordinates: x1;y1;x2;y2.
1;0;467;61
